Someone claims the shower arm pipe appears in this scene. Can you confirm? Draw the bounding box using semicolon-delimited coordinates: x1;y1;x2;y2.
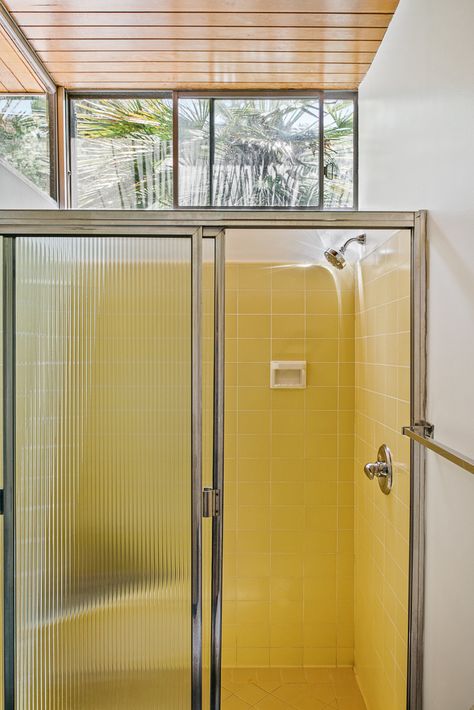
339;234;366;254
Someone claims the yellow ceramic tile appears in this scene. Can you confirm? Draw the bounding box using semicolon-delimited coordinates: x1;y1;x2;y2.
271;338;305;360
238;290;271;314
305;506;338;531
235;601;269;627
238;387;271;411
226;264;239;290
238;411;271;435
220;256;388;678
306;290;339;315
236;647;270;668
306;336;339;363
238;339;271;364
238;434;271;459
270;623;303;648
353;232;410;710
238;481;269;507
238;459;270;482
271;266;305;291
270;389;305;410
269;647;303;667
306;314;339;339
305;266;336;290
306;362;339;387
238;263;271;290
271;434;305;460
238;507;270;532
237;364;268;387
239;315;271;339
271;410;305;435
305;386;338;411
237;531;271;555
305;411;338;435
272;314;305;340
271;290;305;314
270;507;305;532
305;481;338;506
271;458;305;481
236;577;270;602
271;482;305;507
237;554;271;579
237;623;271;648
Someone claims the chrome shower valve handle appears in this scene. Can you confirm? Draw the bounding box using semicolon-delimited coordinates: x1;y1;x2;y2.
364;444;393;495
364;460;389;479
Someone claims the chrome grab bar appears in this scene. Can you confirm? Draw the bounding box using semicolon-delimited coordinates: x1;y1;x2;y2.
402;423;474;475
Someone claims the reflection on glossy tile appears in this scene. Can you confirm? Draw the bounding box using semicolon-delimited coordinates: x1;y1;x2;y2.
222;668;367;710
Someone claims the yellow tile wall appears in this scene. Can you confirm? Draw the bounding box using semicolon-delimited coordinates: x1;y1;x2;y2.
223;261;356;668
353;232;411;710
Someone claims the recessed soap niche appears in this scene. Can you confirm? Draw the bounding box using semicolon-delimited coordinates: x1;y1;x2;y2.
270;360;307;389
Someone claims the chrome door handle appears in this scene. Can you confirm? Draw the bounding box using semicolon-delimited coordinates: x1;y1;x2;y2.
364;444;393;495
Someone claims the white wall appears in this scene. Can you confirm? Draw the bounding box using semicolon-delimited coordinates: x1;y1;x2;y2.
358;1;474;708
0;159;57;209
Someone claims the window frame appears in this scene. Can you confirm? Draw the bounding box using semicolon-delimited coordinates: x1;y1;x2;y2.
66;89;358;211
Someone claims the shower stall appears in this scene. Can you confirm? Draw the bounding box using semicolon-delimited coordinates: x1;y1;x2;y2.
0;210;427;710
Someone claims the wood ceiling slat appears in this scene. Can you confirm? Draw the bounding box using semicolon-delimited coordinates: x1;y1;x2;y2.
6;1;399;13
0;27;43;91
38;50;377;63
0;56;24;90
24;26;386;40
31;39;382;52
54;71;367;82
48;62;372;74
65;81;361;89
13;12;393;28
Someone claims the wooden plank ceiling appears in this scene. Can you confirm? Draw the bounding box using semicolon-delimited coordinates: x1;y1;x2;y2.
0;23;43;90
4;0;399;91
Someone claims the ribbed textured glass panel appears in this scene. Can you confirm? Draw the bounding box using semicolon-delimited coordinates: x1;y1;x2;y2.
0;240;3;708
15;237;192;709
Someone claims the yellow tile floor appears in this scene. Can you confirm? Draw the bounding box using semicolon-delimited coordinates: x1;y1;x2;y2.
222;668;367;710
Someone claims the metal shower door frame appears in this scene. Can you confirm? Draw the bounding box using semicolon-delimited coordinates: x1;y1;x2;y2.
0;210;427;710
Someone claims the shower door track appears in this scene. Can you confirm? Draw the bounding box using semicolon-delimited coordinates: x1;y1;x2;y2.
0;209;427;710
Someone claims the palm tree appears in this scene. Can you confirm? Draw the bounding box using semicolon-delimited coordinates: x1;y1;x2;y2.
73;97;173;209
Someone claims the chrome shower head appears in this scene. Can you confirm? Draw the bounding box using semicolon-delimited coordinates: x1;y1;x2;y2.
324;233;366;269
324;248;346;269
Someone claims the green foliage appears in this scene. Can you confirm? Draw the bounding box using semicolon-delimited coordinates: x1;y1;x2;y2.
74;98;173;209
75;98;173;140
0;95;50;193
212;98;320;206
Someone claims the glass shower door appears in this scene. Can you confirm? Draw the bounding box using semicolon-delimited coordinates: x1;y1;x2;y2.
8;233;202;709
